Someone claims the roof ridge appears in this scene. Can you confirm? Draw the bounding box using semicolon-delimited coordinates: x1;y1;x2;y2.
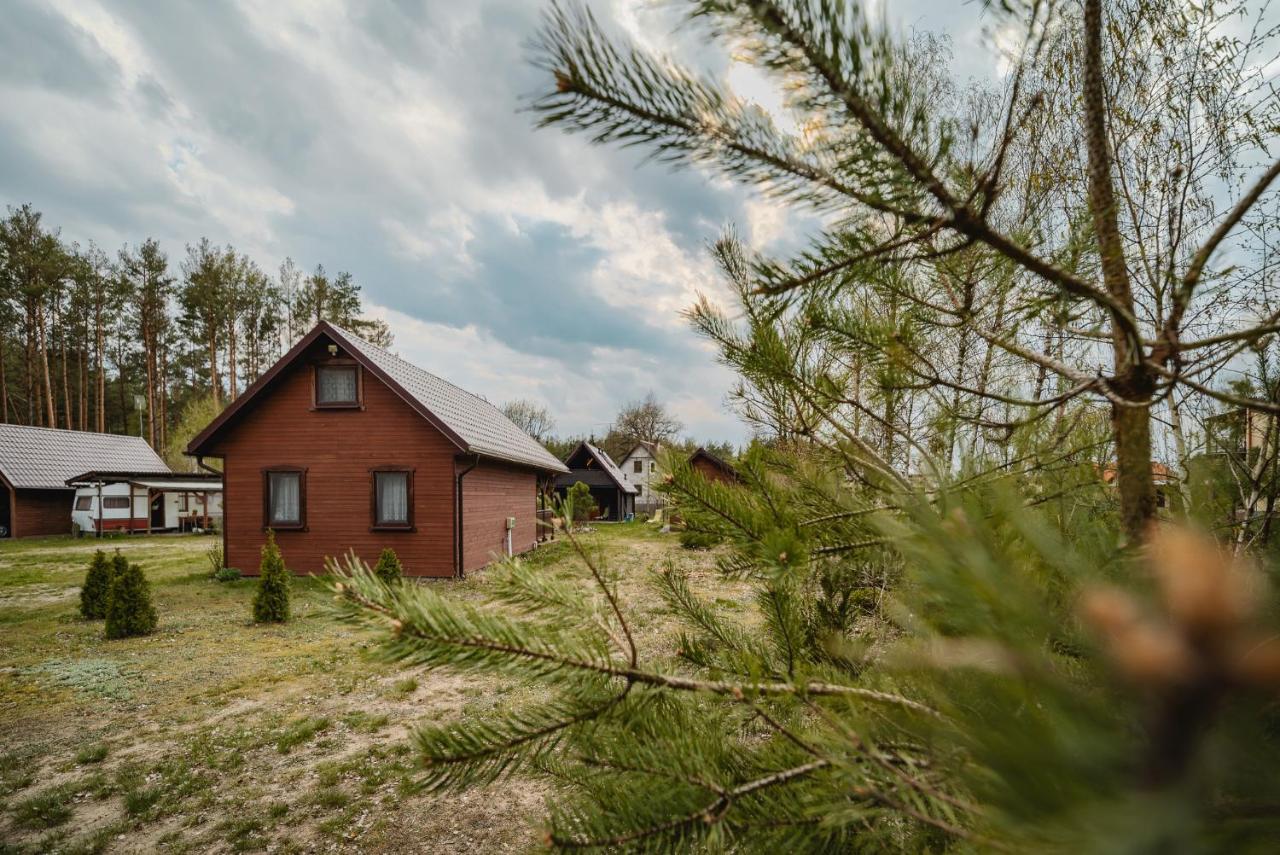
0;423;150;441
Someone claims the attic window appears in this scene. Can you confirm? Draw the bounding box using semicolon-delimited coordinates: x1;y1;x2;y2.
633;460;643;473
315;364;359;407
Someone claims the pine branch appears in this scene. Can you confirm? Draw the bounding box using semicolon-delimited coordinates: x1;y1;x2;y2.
550;759;831;849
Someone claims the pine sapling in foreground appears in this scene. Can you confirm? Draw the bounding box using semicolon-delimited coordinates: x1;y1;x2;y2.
104;560;157;639
253;530;290;623
373;547;403;584
79;550;113;619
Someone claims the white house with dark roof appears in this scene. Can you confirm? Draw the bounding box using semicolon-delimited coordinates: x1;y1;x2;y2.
617;441;661;500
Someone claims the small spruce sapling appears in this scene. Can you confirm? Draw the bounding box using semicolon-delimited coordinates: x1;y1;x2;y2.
373;548;403;584
104;561;157;639
253;530;290;623
79;550;113;619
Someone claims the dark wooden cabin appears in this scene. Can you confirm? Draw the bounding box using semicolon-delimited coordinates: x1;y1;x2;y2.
0;424;169;539
554;442;636;521
689;447;739;484
186;321;568;576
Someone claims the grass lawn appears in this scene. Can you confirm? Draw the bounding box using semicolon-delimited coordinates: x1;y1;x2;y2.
0;524;726;854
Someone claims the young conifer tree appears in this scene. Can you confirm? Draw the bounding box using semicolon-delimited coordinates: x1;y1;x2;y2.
79;549;113;620
330;1;1280;849
373;547;403;585
104;561;157;639
253;530;290;623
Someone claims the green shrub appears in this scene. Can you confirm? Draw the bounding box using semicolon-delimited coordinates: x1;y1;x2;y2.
79;550;113;619
566;481;596;522
373;547;403;584
252;530;290;623
214;567;242;583
104;560;157;639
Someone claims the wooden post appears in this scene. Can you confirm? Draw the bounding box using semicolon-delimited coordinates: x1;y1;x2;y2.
95;482;102;538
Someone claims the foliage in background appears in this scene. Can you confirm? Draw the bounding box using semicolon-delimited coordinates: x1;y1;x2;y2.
167;395;226;472
373;548;404;585
104;560;157;640
79;549;113;620
501;399;556;442
253;530;290;623
0;204;389;447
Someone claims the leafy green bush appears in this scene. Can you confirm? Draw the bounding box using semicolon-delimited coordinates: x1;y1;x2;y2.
373;547;403;584
214;567;242;583
252;530;290;623
79;550;113;619
104;561;157;639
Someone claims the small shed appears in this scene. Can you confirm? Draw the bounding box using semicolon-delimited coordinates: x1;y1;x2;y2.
66;472;223;535
0;424;169;539
554;442;637;521
689;447;739;484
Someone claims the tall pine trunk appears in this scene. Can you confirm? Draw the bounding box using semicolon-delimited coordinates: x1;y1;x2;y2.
25;298;36;425
0;328;8;423
1083;0;1154;543
94;302;105;432
208;334;221;408
37;306;56;428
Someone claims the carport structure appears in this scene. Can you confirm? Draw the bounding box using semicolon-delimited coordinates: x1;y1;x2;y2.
66;471;223;536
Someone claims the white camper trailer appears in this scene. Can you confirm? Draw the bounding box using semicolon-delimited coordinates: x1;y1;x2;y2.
67;472;223;535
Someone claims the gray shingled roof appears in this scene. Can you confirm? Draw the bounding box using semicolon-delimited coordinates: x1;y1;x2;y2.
327;325;569;473
558;441;636;493
0;424;169;490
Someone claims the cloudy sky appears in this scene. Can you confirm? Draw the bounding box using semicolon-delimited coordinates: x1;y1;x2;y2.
0;0;998;446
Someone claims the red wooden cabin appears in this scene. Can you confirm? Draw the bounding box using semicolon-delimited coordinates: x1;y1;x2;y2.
186;321;567;577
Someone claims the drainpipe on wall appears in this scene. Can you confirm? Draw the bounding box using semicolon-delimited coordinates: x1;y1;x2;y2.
455;454;480;578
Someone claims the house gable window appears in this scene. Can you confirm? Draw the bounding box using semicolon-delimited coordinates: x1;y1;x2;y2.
372;469;413;530
264;469;306;529
315;363;360;408
633;460;643;473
